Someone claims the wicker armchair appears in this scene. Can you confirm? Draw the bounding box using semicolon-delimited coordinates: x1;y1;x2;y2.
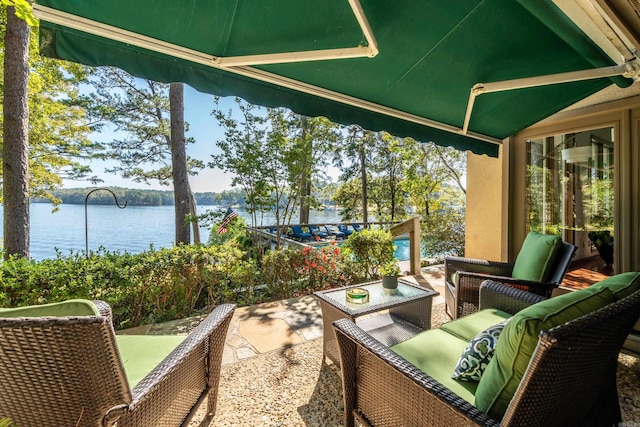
445;240;576;318
333;281;640;426
0;301;235;427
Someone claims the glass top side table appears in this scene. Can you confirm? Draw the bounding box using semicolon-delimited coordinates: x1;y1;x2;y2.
314;278;438;366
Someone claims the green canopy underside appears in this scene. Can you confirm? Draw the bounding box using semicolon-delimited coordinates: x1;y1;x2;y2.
37;0;633;158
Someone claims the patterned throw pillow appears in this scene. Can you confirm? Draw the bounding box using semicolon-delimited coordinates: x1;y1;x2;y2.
452;318;511;382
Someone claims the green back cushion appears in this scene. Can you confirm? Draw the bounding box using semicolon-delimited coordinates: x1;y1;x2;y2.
475;285;615;419
116;334;187;389
511;231;562;281
391;329;478;404
0;299;100;317
439;308;511;342
589;271;640;301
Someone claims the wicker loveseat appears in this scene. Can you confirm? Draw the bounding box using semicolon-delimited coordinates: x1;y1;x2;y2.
0;300;235;427
334;273;640;426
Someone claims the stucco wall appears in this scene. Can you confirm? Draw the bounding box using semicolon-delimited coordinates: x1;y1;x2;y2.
465;143;509;261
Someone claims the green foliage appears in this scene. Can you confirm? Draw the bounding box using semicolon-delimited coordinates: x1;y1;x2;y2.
332;178;362;220
368;133;407;222
3;0;37;26
0;245;257;329
421;207;465;257
341;229;396;280
211;98;272;226
210;99;341;241
32;187;247;207
207;213;248;245
331;127;375;221
261;243;358;300
380;261;400;277
87;68;203;185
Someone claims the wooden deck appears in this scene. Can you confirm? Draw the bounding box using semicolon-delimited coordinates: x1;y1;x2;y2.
560;268;610;291
556;254;613;292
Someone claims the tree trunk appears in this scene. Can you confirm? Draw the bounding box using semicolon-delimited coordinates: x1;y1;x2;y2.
299;117;311;225
3;9;30;259
359;141;368;224
169;83;191;245
189;189;201;245
390;177;396;221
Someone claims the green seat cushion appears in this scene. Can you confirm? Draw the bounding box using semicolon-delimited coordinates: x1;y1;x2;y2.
511;231;562;282
475;285;615;419
0;299;100;317
116;334;187;389
391;329;478;404
440;309;511;342
590;272;640;301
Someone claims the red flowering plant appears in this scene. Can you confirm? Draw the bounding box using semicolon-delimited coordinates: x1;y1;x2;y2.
261;242;357;300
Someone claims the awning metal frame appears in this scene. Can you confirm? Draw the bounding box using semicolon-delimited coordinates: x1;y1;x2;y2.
462;60;640;135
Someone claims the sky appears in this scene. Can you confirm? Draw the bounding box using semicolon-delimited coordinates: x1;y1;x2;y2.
63;86;242;193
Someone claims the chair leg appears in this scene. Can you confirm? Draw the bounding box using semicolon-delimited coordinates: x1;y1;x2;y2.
444;303;454;319
444;282;457;319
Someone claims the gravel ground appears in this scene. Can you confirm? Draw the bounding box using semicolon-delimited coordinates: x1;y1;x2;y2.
190;304;640;426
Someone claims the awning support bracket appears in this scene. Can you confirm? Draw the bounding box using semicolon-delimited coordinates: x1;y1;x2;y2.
462;60;640;135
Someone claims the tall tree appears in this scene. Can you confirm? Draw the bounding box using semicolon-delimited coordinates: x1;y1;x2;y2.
286;115;339;224
169;83;192;244
211;100;339;245
211;97;270;229
371;132;407;221
403;139;467;256
2;4;101;258
332;126;374;223
89;69;203;244
3;6;30;258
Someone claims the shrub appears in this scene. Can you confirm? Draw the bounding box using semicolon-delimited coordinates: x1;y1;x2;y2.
341;229;396;280
261;243;358;300
206;242;260;306
0;244;257;329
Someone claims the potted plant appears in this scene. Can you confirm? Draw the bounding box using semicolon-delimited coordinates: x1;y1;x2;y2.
380;261;401;292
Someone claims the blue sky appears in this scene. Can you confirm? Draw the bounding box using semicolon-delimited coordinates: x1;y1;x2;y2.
64;87;239;193
66;84;341;193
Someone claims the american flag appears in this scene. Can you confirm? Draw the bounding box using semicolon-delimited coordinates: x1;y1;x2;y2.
216;208;238;235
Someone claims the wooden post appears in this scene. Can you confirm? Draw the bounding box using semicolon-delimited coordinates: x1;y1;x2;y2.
390;216;421;275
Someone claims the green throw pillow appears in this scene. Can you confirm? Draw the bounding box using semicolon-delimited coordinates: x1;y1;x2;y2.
589;271;640;301
475;285;615;419
452;318;511;382
511;231;562;282
0;299;100;318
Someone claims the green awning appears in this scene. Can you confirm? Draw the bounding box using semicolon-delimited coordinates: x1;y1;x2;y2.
33;0;634;158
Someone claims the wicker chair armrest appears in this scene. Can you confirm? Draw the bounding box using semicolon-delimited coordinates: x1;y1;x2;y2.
445;257;513;284
118;304;235;424
92;300;113;323
333;318;499;427
479;280;547;314
460;272;557;297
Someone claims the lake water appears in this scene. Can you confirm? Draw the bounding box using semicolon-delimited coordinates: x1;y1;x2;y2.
0;204;347;260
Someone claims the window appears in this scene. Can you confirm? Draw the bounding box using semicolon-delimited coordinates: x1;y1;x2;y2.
526;127;614;242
